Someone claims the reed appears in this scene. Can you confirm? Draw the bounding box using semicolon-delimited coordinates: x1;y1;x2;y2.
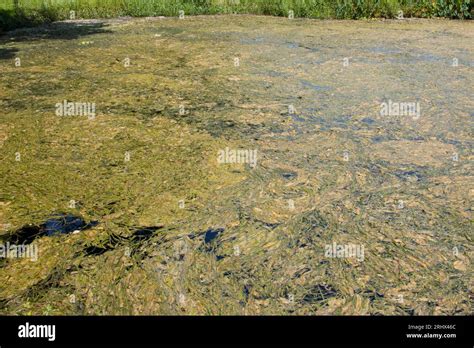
0;0;471;29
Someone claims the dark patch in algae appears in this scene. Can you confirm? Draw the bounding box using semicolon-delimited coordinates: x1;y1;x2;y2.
302;284;338;304
1;213;98;245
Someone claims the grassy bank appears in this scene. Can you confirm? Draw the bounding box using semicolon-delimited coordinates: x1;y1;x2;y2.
0;0;472;32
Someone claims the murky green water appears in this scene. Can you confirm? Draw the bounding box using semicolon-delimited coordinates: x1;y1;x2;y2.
0;16;472;315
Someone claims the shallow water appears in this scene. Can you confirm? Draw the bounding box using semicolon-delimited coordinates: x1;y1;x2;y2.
0;16;472;315
1;213;97;244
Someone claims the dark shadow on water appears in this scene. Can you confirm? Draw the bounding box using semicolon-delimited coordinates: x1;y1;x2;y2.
131;226;164;242
188;227;225;253
1;14;112;63
83;245;111;257
81;225;164;257
1;213;99;245
302;284;338;304
1;9;111;42
0;47;18;60
2;21;112;43
204;228;224;244
43;213;98;236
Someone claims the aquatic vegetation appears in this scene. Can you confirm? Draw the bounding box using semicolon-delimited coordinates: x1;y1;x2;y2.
0;16;472;315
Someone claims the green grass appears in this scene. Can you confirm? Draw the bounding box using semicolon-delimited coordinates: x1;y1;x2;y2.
0;0;472;32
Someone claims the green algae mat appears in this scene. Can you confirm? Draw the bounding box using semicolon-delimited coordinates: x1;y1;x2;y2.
0;16;472;315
